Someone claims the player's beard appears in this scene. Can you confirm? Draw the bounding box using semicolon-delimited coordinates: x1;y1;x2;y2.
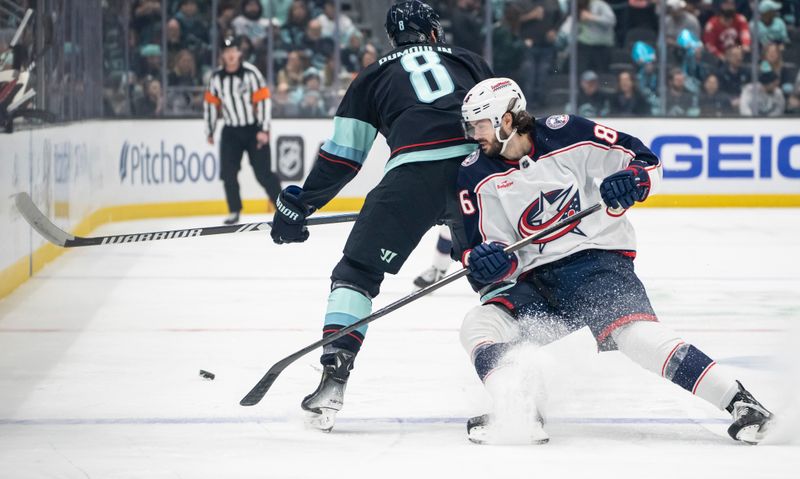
479;137;502;157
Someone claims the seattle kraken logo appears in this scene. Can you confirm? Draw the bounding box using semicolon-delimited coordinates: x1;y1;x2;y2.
518;186;585;252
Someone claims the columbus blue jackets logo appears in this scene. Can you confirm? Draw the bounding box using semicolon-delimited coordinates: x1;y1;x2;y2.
518;186;585;252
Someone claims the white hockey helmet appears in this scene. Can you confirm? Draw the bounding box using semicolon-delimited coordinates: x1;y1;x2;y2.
461;77;526;143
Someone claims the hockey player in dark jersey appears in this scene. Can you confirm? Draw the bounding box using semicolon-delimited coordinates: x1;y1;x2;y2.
268;1;494;431
456;78;773;445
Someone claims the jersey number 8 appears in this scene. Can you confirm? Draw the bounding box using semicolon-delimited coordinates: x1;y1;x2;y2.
401;51;455;103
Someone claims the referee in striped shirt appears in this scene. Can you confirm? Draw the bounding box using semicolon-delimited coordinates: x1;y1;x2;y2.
204;36;282;225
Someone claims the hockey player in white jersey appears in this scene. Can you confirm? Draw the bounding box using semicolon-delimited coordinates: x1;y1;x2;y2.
455;78;773;445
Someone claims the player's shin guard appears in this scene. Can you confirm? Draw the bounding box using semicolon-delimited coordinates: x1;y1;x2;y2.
612;321;739;409
320;284;371;365
612;321;773;443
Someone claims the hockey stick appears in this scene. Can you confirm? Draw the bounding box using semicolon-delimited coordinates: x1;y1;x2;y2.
240;202;603;406
13;192;358;248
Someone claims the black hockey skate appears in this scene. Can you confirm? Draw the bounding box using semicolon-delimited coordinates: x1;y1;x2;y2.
467;413;549;445
725;380;773;445
301;349;355;432
412;266;447;290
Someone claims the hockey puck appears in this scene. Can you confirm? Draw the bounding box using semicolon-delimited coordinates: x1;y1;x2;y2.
199;369;215;380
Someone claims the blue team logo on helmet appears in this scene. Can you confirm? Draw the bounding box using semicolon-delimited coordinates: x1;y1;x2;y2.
518;186;586;252
385;1;446;48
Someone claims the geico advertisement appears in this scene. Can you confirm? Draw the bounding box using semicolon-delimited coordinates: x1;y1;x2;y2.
605;119;799;193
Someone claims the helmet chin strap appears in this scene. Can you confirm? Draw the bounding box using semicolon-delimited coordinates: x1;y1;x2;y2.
495;126;517;157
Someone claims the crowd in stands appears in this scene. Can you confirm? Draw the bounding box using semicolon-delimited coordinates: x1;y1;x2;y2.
102;0;800;118
105;0;381;118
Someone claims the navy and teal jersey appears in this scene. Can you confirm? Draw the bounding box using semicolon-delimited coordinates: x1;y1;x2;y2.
301;43;494;210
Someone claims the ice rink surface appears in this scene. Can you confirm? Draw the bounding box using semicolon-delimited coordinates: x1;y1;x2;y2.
1;208;799;479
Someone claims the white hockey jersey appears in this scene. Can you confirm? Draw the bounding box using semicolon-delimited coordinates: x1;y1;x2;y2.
456;114;663;293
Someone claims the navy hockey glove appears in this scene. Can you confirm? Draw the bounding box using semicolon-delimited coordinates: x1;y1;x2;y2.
271;185;313;244
599;165;651;210
467;242;517;284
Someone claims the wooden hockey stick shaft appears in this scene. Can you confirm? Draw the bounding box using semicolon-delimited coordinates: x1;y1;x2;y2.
239;203;603;406
13;192;358;248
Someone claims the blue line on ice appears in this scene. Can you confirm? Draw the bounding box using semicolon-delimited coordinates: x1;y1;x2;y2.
0;417;731;426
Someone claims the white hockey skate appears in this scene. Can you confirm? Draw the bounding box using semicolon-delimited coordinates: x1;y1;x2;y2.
726;381;773;445
412;266;447;290
467;413;549;445
301;350;354;432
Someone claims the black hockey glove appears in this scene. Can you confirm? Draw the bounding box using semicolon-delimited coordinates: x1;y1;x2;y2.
467;242;517;284
271;185;313;244
599;164;651;210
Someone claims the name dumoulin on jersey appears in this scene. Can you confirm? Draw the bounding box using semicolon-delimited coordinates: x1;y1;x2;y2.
456;114;663;293
301;43;494;209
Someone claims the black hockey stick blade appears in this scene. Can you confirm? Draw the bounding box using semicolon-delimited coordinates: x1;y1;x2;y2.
239;203;602;406
13;192;358;248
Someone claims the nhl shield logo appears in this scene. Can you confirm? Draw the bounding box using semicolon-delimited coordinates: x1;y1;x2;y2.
545;115;569;130
518;186;586;252
277;136;304;181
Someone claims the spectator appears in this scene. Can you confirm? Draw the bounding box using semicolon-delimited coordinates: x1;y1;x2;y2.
786;71;800;114
761;42;794;94
716;46;749;99
360;43;378;70
665;0;701;48
169;49;199;86
699;73;735;116
610;70;650;115
134;77;163;116
261;0;294;24
676;29;707;92
754;0;790;46
138;43;163;78
282;0;312;50
277;49;306;87
632;41;660;109
316;0;354;42
560;0;616;73
272;81;299;116
518;0;562;107
166;18;185;67
492;2;526;80
233;0;272;52
666;67;699;116
740;70;786;116
619;0;659;41
297;89;326;116
450;0;485;55
340;29;364;74
217;3;237;36
702;0;751;60
175;0;209;55
575;70;610;117
132;0;162;46
302;18;335;70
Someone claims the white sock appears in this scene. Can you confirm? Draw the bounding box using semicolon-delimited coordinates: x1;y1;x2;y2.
612;321;738;411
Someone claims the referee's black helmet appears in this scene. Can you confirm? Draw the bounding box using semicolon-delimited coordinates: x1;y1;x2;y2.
385;1;445;48
221;35;241;50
